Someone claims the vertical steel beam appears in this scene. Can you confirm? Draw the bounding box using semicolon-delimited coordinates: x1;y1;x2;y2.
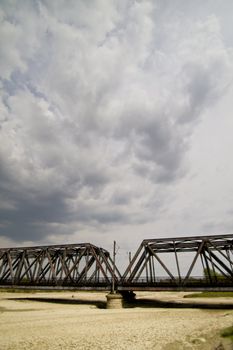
174;241;181;283
182;240;205;285
147;245;176;281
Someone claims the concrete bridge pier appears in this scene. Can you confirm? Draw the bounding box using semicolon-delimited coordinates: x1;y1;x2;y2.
106;292;123;309
106;291;136;309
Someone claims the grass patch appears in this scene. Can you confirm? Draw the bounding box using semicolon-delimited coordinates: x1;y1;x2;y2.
184;292;233;298
221;326;233;341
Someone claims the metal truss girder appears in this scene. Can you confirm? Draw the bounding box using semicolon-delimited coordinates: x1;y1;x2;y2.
122;234;233;289
0;243;118;287
1;235;233;290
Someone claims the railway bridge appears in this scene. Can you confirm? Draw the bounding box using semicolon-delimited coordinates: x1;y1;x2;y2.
0;234;232;292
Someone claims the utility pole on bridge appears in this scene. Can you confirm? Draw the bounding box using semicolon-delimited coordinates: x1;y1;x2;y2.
112;240;116;293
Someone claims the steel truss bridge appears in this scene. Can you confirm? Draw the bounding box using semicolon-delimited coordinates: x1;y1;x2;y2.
0;234;233;291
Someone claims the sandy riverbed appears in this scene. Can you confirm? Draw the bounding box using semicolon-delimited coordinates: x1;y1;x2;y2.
0;291;232;349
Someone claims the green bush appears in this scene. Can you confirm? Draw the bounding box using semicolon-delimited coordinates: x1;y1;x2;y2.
221;326;233;340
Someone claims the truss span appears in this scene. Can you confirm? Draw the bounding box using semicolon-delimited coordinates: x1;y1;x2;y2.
0;243;121;289
0;234;233;291
121;234;233;291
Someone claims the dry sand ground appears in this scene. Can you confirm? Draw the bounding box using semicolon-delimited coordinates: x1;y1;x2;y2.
0;290;232;350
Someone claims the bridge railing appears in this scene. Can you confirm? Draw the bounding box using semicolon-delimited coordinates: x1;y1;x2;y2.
0;277;114;288
120;275;233;288
1;276;233;289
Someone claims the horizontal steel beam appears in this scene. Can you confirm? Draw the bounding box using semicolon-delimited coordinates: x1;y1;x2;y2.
0;243;110;256
142;233;233;244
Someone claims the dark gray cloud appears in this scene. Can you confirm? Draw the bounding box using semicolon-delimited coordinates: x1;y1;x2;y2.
0;192;69;241
0;0;233;246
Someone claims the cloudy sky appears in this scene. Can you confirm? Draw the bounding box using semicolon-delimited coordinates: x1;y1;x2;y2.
0;0;233;266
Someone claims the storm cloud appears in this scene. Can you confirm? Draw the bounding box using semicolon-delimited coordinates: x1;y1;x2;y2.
0;0;233;249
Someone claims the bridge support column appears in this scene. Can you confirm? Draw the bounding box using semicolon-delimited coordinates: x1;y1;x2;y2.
106;291;136;309
106;292;123;309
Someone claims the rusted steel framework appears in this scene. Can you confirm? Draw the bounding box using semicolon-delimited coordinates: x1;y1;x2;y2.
0;243;121;288
121;234;233;290
1;235;233;291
